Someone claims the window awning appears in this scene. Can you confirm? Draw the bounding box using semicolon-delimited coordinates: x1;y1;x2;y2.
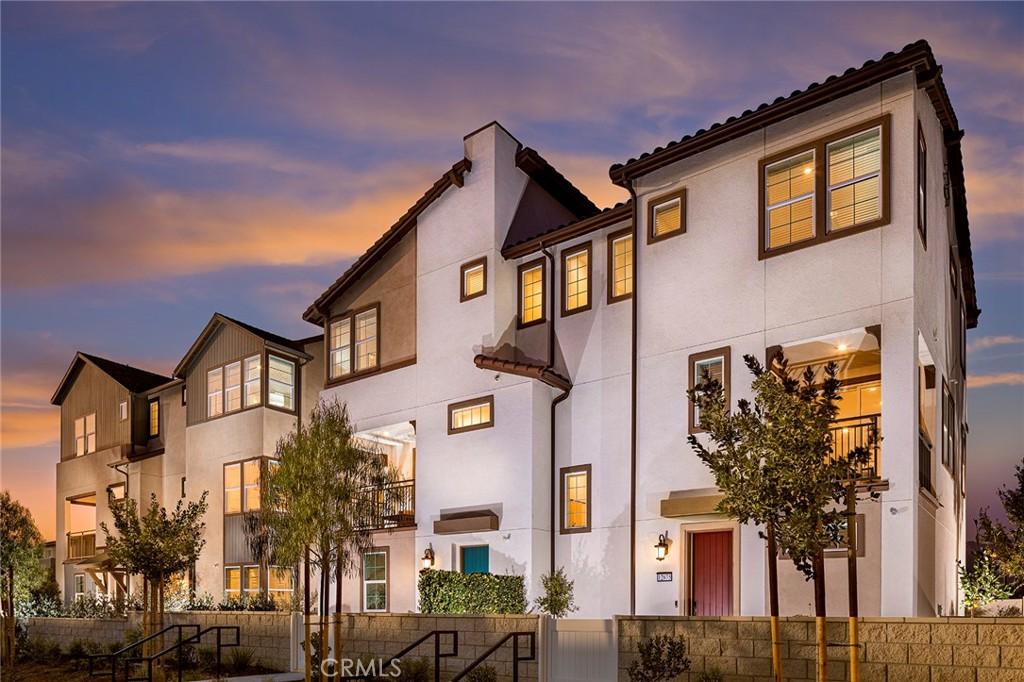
433;510;500;535
660;491;725;518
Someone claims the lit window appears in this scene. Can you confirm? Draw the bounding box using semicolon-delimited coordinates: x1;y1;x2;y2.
207;367;223;418
75;413;96;456
224;361;242;413
561;465;591;533
224;567;241;599
244;356;261;407
649;189;685;241
269;567;294;607
461;258;487;302
562;245;590;315
765;151;815;249
224;463;242;514
942;381;955;470
119;401;128;421
244;459;261;511
329;318;352;379
519;260;545;326
689;348;731;434
74;573;86;600
827;126;882;232
148;398;160;437
354;310;378;372
917;123;927;245
363;551;388;612
609;231;633;302
244;565;260;594
448;396;494;434
225;459;262;514
268;355;295;410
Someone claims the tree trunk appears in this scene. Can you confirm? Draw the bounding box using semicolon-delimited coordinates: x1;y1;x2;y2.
846;487;860;682
334;546;343;668
766;525;783;682
813;550;828;682
318;555;327;671
304;547;311;682
4;566;15;666
143;578;150;657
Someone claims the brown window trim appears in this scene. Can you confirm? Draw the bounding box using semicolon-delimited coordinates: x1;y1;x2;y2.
917;121;927;248
688;346;732;435
223;456;267;517
265;351;299;416
324;302;381;386
560;241;592;317
517;257;547;329
460;256;488;302
559;464;592;534
202;352;264;423
447;395;495;435
647;187;686;244
758;113;891;260
606;227;633;304
360;546;390;613
941;379;954;473
147;397;160;438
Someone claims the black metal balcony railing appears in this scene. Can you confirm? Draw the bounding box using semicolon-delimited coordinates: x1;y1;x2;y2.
919;433;934;492
828;415;881;479
358;480;415;531
67;530;96;560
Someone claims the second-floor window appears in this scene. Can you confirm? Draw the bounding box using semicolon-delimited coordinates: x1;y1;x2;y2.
689;347;731;434
207;368;223;417
268;355;295;410
561;464;591;533
766;150;815;250
608;229;633;303
648;188;686;242
224;459;261;514
119;400;128;421
518;259;545;327
826;126;882;232
75;413;96;456
448;396;494;435
148;398;160;437
917;122;927;245
207;355;261;418
329;307;379;380
460;257;487;302
562;244;591;315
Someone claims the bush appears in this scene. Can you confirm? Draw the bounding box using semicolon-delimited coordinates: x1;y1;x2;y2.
19;636;63;662
217;592;280;611
418;570;527;614
226;646;256;673
997;604;1023;617
196;646;218;670
534;567;577;618
627;635;690;682
16;592;63;618
64;593;117;619
165;586;215;612
465;664;498;682
395;657;431;681
696;669;724;682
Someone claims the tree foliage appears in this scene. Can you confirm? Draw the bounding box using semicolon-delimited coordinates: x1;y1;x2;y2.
418;570;527;614
1;490;45;660
976;457;1024;586
627;635;690;682
959;551;1013;616
534;567;578;618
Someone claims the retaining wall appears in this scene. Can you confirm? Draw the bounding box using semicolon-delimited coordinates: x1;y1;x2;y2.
616;615;1024;681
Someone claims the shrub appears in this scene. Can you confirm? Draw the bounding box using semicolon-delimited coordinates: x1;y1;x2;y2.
696;669;724;682
395;657;431;681
123;626;144;645
465;664;498;682
534;567;577;618
165;586;216;612
960;552;1012;616
217;592;280;612
196;646;218;670
19;636;63;662
997;604;1022;617
226;646;256;673
64;593;117;619
627;635;690;682
418;570;527;614
15;592;63;618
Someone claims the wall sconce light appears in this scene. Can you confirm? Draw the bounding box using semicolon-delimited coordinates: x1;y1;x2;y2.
421;544;435;570
655;532;670;561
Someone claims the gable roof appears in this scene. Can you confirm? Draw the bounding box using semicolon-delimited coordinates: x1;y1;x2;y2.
608;39;978;328
502;201;633;259
51;352;172;405
173;313;312;377
303;158;473;325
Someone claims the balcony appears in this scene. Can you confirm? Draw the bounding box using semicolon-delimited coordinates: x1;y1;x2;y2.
919;433;933;492
67;530;96;560
358;480;415;531
828;415;881;479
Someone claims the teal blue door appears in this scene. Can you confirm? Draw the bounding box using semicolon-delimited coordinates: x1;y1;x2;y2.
461;545;489;574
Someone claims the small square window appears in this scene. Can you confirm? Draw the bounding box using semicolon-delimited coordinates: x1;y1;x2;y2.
460;257;487;302
648;188;686;242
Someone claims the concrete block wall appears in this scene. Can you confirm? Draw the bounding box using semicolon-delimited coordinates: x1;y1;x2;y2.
332;613;541;681
616;616;1024;681
25;611;293;671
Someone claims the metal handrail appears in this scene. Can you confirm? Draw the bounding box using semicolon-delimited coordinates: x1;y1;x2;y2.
124;625;240;682
381;630;458;682
828;414;881;479
87;624;199;682
451;631;535;682
67;529;97;559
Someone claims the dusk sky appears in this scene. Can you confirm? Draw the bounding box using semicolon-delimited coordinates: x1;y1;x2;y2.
1;2;1021;540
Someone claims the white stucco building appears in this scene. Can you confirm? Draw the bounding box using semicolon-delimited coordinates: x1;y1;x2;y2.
52;41;976;619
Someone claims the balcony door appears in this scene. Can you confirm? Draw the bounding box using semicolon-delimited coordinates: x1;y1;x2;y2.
689;530;733;616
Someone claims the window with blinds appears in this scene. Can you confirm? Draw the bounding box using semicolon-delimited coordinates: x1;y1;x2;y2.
244;356;261;407
827;126;882;232
766;151;816;249
268;354;295;410
354;309;378;372
608;231;633;302
561;465;591;533
648;188;686;242
519;259;545;326
225;458;262;514
207;367;223;418
460;257;487;302
148;398;160;437
269;567;294;607
328;306;378;380
448;396;494;434
224;361;242;413
562;244;590;315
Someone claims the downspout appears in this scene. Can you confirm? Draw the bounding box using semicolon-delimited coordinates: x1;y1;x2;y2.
623;181;640;615
541;244;569;576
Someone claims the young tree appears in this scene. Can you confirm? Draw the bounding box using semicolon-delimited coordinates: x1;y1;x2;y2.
959;551;1013;616
0;491;44;664
245;399;403;681
534;567;578;618
101;492;208;654
689;355;871;682
976;457;1024;588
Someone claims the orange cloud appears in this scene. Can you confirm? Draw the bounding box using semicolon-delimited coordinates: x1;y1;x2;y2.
967;372;1024;389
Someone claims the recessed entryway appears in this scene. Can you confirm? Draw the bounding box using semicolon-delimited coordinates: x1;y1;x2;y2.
680;523;739;616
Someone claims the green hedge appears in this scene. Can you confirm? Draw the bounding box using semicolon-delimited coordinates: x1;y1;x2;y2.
418;570;527;614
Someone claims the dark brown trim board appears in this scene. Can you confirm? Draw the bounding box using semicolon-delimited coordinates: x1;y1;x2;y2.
559;464;592;534
646;187;686;244
688;346;732;435
359;545;390;613
459;256;488;302
560;241;593;317
606;226;634;304
446;395;495;435
473;354;571;393
757;114;891;260
433;510;500;535
517;257;547;329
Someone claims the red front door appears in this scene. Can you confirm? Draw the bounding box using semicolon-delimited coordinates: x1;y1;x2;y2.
690;530;733;616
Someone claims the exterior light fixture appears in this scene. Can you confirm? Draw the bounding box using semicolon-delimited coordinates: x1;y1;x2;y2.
421;545;435;570
655;532;670;561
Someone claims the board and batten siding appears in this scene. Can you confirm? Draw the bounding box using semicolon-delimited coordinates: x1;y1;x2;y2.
184;324;264;426
60;362;132;461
